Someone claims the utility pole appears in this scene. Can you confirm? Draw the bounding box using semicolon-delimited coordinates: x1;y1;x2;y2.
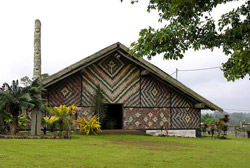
176;68;178;80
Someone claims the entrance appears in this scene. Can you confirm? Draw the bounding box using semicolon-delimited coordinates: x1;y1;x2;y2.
102;104;123;129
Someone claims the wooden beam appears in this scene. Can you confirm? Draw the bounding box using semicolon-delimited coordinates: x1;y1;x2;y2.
141;70;150;76
195;103;205;109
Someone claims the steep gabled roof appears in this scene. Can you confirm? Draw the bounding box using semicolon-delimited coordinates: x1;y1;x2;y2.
42;42;223;112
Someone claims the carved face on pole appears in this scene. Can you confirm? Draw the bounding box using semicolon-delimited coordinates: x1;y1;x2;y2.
35;20;41;33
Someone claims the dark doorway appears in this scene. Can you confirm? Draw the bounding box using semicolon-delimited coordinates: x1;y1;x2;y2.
102;104;123;129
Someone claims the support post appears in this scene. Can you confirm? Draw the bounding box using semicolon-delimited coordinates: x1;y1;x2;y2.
176;68;178;80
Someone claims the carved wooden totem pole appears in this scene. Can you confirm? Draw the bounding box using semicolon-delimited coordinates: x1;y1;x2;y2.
31;19;42;135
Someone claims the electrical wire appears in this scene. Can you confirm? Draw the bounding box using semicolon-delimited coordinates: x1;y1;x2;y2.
170;66;221;76
178;66;221;72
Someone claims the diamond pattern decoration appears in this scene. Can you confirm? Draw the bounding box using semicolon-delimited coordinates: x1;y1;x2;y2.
83;111;89;117
98;55;125;78
141;76;170;107
185;114;191;123
123;108;170;129
148;121;153;127
152;116;158;123
148;112;153;118
81;55;140;107
61;87;69;97
152;87;158;97
171;108;200;129
48;73;81;106
185;103;191;111
160;112;164;118
129;116;133;122
135;112;141;118
143;116;149;122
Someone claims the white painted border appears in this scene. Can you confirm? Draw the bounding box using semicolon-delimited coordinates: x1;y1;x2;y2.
146;129;196;137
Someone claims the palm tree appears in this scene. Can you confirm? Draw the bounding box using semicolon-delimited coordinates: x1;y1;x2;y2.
0;80;33;135
23;79;45;114
47;105;77;138
0;79;45;135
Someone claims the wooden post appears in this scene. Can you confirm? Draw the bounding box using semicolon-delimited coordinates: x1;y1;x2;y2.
31;19;42;136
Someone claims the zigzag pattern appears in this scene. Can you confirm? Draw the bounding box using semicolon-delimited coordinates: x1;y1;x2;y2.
141;76;171;107
77;107;93;121
171;108;200;129
82;55;140;107
123;108;170;129
171;90;195;108
48;73;81;107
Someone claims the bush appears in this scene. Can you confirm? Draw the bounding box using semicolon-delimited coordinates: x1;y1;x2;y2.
77;115;101;135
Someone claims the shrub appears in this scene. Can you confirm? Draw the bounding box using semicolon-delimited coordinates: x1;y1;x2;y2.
77;115;101;135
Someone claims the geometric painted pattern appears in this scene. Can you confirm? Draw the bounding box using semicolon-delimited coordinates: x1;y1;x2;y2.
123;108;170;129
82;54;140;107
48;73;81;107
171;108;200;129
171;90;195;108
45;52;202;131
77;107;94;121
141;76;170;107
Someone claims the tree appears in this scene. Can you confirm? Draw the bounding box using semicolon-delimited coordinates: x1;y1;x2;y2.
0;80;33;134
126;0;249;81
46;105;78;138
201;113;216;124
0;79;45;135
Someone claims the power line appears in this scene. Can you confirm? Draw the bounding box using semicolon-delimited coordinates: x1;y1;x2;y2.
178;66;221;72
170;66;221;79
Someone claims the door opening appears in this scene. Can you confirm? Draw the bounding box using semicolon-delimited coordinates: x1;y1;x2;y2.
102;104;123;129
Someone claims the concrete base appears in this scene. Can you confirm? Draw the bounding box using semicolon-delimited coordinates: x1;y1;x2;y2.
146;129;196;138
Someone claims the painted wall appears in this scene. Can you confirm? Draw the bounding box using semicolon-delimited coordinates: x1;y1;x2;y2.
46;53;201;130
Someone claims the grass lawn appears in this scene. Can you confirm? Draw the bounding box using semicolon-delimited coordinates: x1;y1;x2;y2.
0;134;249;168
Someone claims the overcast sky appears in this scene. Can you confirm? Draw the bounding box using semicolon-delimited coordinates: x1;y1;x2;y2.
0;0;249;113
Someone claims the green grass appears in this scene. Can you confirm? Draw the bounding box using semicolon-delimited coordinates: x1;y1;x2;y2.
0;134;249;168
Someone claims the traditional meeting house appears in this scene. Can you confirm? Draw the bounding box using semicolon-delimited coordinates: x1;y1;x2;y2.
42;42;223;137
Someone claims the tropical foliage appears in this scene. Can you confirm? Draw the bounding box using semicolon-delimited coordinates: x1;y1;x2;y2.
201;113;216;125
126;0;250;81
0;79;45;135
215;114;230;139
93;85;107;124
77;115;101;135
46;105;78;137
41;116;58;135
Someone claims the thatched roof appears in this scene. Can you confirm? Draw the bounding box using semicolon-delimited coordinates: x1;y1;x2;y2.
42;42;223;112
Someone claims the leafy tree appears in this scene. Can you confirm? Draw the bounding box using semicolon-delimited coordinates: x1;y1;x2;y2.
0;80;33;135
201;113;216;124
20;76;32;87
20;73;49;87
0;79;45;135
126;0;250;81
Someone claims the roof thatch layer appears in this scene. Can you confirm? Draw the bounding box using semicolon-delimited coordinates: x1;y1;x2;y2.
42;42;223;112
